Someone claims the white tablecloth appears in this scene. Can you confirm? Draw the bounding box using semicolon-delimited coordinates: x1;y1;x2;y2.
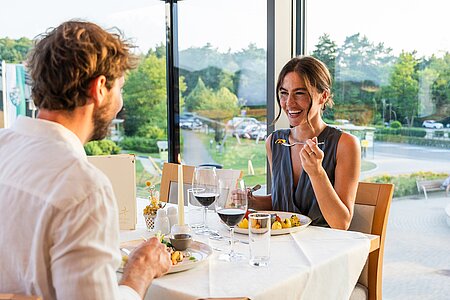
120;204;370;300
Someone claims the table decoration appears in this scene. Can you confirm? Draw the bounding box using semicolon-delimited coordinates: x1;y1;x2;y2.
143;181;165;230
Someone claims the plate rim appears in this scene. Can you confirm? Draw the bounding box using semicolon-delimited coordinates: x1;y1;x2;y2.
119;239;212;274
234;210;312;235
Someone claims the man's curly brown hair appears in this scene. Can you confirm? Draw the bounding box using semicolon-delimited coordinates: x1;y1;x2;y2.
27;20;138;111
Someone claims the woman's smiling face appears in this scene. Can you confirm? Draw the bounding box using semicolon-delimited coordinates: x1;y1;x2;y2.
279;72;323;127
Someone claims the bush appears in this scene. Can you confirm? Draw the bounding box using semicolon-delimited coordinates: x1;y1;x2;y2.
434;130;445;138
365;171;448;198
119;136;158;153
390;121;402;128
399;128;426;137
375;134;450;148
376;128;400;135
84;140;121;155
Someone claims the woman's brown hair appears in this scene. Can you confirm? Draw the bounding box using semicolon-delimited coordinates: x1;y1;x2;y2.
27;20;138;111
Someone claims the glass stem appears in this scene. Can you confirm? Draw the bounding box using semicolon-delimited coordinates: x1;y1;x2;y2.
203;206;208;228
229;226;235;256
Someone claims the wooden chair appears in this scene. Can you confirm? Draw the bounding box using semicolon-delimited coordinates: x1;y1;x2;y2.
0;294;41;300
159;162;243;204
349;182;394;300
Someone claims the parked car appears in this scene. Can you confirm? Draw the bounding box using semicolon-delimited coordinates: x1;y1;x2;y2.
234;123;259;138
227;117;259;129
335;119;351;125
422;120;444;129
180;117;202;130
249;124;267;140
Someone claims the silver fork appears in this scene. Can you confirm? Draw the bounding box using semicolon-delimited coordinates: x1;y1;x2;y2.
281;141;324;147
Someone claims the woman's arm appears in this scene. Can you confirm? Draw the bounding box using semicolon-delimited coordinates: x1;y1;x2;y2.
301;134;360;230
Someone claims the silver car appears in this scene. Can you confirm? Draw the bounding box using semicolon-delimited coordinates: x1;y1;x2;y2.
422;120;444;129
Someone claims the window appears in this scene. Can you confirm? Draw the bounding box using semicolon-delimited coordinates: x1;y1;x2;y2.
178;0;268;188
306;0;450;297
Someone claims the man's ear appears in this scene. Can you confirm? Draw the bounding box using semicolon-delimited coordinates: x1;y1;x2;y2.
89;75;107;106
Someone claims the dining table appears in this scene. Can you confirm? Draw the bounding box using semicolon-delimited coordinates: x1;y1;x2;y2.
119;199;379;300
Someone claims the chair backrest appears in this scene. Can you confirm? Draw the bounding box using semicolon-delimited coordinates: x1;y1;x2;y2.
0;294;42;300
349;182;394;300
159;162;243;204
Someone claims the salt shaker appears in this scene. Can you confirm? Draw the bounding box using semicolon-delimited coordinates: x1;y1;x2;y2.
153;209;170;235
167;206;178;229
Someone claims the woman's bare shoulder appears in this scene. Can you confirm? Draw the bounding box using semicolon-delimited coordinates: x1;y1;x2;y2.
336;131;361;157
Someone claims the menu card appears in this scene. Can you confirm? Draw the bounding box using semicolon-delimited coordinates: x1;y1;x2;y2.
87;154;137;230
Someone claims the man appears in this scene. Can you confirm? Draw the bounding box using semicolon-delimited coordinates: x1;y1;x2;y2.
0;21;171;299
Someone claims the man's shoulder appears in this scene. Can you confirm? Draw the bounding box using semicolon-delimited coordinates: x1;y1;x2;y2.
48;155;115;210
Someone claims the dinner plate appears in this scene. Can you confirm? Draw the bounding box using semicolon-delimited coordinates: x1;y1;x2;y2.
119;239;212;274
234;211;312;236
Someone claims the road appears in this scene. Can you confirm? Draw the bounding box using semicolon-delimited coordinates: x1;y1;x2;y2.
182;130;216;167
361;142;450;179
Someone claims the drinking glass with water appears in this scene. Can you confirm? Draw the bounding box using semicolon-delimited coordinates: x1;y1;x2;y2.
249;212;271;267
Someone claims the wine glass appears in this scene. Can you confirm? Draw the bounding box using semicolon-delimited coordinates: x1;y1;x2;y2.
192;166;218;235
216;177;248;262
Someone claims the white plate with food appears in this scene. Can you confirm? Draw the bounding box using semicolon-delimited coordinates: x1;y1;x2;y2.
119;239;212;274
235;211;312;236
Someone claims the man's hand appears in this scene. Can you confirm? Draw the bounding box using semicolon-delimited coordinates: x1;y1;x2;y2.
119;237;171;298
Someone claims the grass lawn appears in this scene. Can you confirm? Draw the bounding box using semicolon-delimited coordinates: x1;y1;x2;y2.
196;133;267;187
361;160;376;172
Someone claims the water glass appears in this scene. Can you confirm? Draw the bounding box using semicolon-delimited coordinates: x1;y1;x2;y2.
187;187;204;229
249;213;271;267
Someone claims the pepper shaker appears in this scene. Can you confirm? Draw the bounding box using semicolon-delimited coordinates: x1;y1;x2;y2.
153;209;170;235
167;206;178;230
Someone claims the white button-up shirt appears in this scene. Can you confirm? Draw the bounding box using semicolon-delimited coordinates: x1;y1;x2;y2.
0;117;139;300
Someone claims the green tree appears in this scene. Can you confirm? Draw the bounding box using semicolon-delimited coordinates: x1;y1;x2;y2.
201;87;239;112
179;43;266;107
122;50;187;137
333;33;395;112
84;140;121;155
184;77;213;112
180;66;235;96
429;53;450;115
198;86;240;124
336;33;395;85
0;37;33;63
312;33;337;76
383;51;419;127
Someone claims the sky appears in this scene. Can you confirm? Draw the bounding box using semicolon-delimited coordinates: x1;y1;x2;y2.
0;0;448;57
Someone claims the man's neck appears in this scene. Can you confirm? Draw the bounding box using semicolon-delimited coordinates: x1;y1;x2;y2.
37;105;94;145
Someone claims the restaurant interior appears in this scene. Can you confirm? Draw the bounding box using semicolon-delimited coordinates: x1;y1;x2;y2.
0;0;449;299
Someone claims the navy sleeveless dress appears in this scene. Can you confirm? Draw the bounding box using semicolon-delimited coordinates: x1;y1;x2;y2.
270;126;342;227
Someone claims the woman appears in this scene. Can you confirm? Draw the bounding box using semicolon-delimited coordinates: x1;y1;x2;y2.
250;56;360;230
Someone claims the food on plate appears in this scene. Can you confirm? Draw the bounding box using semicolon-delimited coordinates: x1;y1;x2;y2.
122;233;194;269
282;218;292;228
156;232;193;266
290;215;301;227
271;221;282;230
239;218;249;229
170;250;184;265
237;211;302;230
275;138;286;144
